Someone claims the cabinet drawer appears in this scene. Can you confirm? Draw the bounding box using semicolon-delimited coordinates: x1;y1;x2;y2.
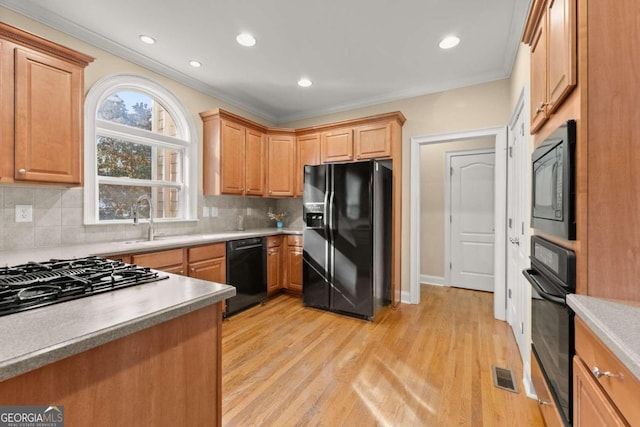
575;317;640;424
531;351;565;427
266;235;283;248
188;243;226;263
132;249;184;271
287;235;303;247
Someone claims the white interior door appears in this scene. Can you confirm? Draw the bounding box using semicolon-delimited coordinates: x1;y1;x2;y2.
450;151;495;292
506;99;531;366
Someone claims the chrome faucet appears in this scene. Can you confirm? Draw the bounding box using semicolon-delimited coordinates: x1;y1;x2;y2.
132;195;155;241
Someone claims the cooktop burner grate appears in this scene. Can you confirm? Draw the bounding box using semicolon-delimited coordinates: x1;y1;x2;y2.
0;257;168;317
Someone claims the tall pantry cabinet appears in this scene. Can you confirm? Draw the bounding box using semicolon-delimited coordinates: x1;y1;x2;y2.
0;22;93;185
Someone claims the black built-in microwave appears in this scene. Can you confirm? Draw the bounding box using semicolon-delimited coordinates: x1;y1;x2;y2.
531;120;576;240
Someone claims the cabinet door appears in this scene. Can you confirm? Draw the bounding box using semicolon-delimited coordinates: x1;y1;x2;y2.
287;245;303;294
547;0;576;114
244;128;266;196
0;39;13;181
267;134;295;197
354;122;391;160
531;351;565;427
321;128;353;163
530;9;548;134
220;119;245;194
573;356;627;427
189;257;226;284
295;133;321;196
267;246;281;295
14;47;83;184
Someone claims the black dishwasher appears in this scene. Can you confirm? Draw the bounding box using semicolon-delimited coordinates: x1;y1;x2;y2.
225;237;267;317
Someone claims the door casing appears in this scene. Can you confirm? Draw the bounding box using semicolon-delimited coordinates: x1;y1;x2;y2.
409;127;507;321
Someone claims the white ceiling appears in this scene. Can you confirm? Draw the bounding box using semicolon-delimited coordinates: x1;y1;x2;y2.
1;0;531;124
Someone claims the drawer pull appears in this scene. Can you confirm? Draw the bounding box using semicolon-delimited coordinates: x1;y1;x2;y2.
592;367;616;379
537;398;552;406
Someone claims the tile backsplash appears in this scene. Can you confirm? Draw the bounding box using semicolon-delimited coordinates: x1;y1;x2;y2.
0;185;303;251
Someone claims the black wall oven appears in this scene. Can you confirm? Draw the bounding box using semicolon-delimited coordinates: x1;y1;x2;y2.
531;120;576;240
523;236;575;426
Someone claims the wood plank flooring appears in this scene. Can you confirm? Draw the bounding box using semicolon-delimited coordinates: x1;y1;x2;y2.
221;285;543;426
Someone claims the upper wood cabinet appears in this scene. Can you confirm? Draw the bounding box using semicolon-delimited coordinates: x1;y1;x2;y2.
321;128;353;163
245;128;267;196
523;0;576;134
295;133;321;196
354;122;392;160
0;23;93;185
200;110;266;196
267;133;295;197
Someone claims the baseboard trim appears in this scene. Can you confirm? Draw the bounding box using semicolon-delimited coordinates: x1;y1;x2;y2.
401;291;413;304
420;274;445;286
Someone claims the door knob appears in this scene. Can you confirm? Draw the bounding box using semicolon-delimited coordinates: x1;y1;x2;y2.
509;237;520;245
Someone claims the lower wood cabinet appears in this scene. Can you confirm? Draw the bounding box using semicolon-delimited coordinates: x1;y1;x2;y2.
574;317;639;425
188;243;226;284
573;356;626;426
131;248;185;275
266;236;283;296
285;235;303;295
530;351;565;427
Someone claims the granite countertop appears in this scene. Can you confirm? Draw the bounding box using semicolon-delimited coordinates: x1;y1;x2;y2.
568;294;640;381
0;227;304;266
0;273;235;382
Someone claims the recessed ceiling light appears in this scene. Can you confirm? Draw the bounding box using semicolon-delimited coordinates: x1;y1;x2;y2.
189;60;202;68
236;33;256;47
298;78;313;88
139;35;156;45
439;35;460;49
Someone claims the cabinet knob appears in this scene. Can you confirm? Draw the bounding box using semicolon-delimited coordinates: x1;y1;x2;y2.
535;102;547;114
190;267;196;272
18;168;26;174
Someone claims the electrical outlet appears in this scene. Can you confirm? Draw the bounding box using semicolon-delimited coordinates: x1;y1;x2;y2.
202;206;210;218
210;207;218;217
246;207;252;216
15;205;33;223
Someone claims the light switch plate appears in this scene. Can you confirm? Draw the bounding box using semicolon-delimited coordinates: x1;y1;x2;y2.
15;205;33;223
246;207;252;216
202;206;210;217
210;207;218;217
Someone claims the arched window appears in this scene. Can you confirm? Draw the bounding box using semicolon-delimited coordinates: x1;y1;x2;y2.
84;74;197;224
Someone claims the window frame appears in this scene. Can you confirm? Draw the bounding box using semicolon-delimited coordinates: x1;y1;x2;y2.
84;73;198;225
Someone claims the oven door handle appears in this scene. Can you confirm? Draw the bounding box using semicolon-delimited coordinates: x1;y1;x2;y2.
522;269;565;305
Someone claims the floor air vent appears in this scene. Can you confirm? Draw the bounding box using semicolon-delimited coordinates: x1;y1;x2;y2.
492;365;518;393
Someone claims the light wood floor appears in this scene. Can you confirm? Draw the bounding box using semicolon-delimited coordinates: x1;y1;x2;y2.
221;285;543;426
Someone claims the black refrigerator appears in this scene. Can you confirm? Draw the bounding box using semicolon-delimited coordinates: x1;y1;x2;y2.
302;160;392;321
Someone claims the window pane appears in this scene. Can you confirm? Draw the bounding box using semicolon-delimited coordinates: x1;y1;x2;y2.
98;185;151;220
97;136;152;179
156;187;180;219
98;184;180;221
98;91;179;136
155;147;182;183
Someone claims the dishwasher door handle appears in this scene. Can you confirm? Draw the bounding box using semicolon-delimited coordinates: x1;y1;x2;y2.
232;243;264;251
